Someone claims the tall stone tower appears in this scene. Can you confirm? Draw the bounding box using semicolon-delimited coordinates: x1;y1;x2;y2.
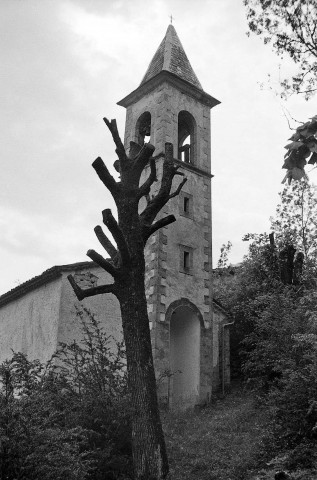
118;25;220;408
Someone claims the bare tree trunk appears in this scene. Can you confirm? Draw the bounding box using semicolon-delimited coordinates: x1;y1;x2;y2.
118;275;169;479
116;198;169;478
68;118;187;479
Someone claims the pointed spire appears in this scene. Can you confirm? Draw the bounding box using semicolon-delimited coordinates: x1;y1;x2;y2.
140;25;203;90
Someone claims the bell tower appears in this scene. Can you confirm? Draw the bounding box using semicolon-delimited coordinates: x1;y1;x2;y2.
118;25;220;408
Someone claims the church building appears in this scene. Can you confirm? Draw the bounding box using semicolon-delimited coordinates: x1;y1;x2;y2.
0;25;230;408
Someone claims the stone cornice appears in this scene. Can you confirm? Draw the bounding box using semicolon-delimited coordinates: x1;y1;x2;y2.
117;71;220;109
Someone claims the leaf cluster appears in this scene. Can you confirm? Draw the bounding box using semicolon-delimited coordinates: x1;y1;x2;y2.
282;116;317;183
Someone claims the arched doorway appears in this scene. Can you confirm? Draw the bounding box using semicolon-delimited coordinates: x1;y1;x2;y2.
170;305;201;408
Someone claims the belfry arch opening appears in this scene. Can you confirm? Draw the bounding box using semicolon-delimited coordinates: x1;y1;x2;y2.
136;111;151;145
170;305;200;408
178;111;196;164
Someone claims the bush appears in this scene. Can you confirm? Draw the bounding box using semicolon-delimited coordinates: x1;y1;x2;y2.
269;334;317;458
0;308;132;480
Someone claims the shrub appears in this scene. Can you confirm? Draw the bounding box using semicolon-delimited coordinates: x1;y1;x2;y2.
0;308;132;480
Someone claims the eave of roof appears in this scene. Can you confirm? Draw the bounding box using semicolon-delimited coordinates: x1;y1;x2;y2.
117;70;220;109
0;261;98;308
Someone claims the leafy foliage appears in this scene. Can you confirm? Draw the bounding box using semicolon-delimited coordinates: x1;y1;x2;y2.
244;0;317;99
228;233;317;469
243;2;317;182
217;241;233;269
241;288;315;389
270;333;317;454
0;354;91;480
282;116;317;182
214;179;317;472
270;179;317;261
0;309;132;480
214;232;280;376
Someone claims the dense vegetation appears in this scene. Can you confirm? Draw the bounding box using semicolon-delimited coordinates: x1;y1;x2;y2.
214;179;317;474
0;308;132;480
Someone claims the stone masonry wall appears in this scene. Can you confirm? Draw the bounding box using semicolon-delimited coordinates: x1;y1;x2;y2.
124;82;211;172
125;79;215;405
58;266;122;349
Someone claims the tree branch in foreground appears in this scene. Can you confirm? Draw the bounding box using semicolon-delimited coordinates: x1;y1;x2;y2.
94;225;117;259
143;215;176;242
92;157;120;197
133;143;156;175
102;209;130;265
67;274;116;301
86;249;118;278
168;177;187;199
138;157;157;199
103;117;127;163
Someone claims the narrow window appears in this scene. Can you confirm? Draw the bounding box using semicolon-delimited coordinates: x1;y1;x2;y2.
179;192;193;218
178;111;196;164
184;196;190;214
179;245;193;274
183;251;190;270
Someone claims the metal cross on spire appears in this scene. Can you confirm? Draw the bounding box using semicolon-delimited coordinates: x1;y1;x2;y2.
170;14;175;24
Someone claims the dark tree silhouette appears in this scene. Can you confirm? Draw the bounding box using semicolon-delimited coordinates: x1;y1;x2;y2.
68;117;187;479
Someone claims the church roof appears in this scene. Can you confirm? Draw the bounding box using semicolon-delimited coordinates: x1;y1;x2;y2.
0;261;97;308
140;24;203;90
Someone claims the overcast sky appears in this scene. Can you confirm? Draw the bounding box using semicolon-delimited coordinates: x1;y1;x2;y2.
1;0;316;295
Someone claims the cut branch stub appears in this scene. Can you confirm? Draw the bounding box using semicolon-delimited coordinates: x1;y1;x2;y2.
103;117;127;163
165;142;174;161
102;209;130;265
169;177;187;199
86;249;118;278
67;274;116;300
143;215;176;243
94;225;117;259
128;141;143;160
138;157;157;199
133;143;156;173
92;157;120;197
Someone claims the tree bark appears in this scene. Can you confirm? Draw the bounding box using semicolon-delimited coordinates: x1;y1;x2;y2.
118;272;169;479
115;192;169;479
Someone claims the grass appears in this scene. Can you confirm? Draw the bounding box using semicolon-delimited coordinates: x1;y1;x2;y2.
162;382;270;480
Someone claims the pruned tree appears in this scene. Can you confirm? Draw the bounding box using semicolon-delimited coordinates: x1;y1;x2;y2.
67;117;187;480
244;0;317;99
